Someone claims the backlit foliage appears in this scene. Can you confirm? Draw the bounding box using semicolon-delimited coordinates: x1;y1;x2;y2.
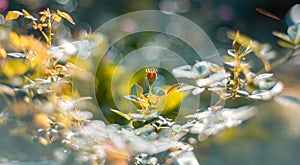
1;5;300;165
6;8;74;47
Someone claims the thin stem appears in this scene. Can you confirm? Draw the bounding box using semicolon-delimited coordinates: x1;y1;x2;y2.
47;14;52;47
149;84;153;95
257;49;297;74
232;52;241;97
39;29;49;45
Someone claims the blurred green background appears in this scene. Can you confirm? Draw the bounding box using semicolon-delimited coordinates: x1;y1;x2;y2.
2;0;300;165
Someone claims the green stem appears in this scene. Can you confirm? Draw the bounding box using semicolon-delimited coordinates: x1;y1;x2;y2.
149;84;153;95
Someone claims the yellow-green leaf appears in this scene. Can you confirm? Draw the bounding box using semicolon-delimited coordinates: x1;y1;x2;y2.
5;11;23;21
22;9;31;17
1;60;29;78
272;31;293;44
278;40;296;49
110;109;131;120
57;10;75;24
52;14;62;23
228;31;252;47
0;47;7;59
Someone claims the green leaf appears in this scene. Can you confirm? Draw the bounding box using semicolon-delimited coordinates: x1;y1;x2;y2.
131;83;143;96
110;109;131;120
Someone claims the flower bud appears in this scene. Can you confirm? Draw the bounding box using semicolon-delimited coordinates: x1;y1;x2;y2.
146;68;157;86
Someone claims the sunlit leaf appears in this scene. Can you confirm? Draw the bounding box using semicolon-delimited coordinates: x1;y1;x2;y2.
232;30;242;53
57;10;75;24
39;8;50;16
272;31;293;43
7;52;25;58
5;11;23;21
1;60;29;78
228;31;252;47
0;47;6;59
38;137;49;146
22;9;32;17
110;109;131;120
33;113;51;130
131;83;143;96
277;40;296;49
52;14;62;22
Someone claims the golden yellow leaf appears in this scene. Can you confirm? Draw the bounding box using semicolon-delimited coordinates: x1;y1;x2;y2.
5;11;23;21
9;31;22;49
0;47;7;59
51;113;72;129
34;113;51;130
52;14;62;23
1;60;29;78
38;137;49;146
39;8;50;17
57;10;75;24
40;15;47;23
22;9;31;17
